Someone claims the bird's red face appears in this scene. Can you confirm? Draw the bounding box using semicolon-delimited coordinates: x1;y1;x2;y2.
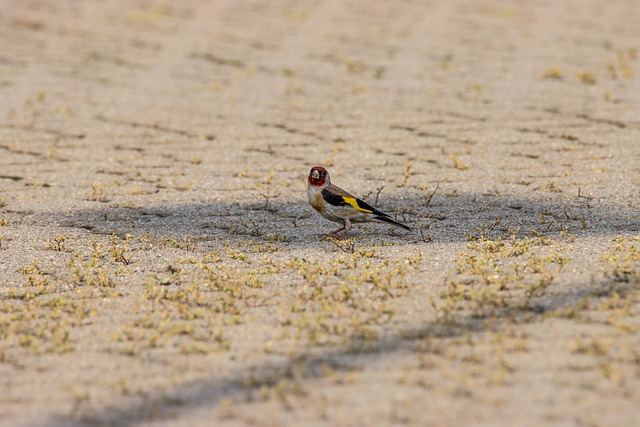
308;166;328;187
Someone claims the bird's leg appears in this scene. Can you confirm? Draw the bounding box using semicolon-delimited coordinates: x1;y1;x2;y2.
329;219;351;239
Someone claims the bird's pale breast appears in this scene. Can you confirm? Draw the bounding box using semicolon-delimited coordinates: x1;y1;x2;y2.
308;188;326;212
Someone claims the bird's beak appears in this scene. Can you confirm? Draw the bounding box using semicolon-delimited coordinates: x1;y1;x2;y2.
311;169;320;180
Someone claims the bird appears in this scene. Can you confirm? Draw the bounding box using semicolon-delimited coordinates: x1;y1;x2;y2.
307;166;411;238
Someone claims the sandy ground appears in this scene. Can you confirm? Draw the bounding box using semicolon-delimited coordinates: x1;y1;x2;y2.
1;0;640;426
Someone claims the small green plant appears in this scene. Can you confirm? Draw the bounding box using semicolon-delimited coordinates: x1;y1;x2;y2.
109;235;133;265
47;232;67;251
89;183;108;202
542;67;563;80
576;70;597;85
399;161;414;187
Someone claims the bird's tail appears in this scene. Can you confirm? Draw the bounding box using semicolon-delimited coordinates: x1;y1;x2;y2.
373;215;412;231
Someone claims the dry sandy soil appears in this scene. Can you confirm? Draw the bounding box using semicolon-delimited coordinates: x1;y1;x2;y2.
1;1;640;426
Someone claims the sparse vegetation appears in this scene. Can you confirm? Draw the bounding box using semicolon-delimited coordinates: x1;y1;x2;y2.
1;1;639;425
542;67;563;80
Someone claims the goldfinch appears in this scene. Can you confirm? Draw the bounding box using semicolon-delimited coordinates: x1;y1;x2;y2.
307;166;411;238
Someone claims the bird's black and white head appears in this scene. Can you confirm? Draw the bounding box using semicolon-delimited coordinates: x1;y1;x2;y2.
308;166;329;188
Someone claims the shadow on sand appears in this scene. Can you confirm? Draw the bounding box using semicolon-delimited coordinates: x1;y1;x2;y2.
35;192;639;426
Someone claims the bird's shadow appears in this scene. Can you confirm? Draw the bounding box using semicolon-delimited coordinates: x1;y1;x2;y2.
46;190;638;246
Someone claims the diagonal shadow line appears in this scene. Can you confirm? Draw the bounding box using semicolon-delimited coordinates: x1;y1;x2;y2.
45;270;637;427
48;326;459;426
20;193;639;425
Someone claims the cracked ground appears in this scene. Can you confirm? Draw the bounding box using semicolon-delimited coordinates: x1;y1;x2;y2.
1;1;639;426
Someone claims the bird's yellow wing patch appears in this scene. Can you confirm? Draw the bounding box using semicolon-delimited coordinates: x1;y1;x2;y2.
341;196;373;213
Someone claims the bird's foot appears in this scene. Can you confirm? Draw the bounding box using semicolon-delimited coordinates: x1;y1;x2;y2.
321;230;348;240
